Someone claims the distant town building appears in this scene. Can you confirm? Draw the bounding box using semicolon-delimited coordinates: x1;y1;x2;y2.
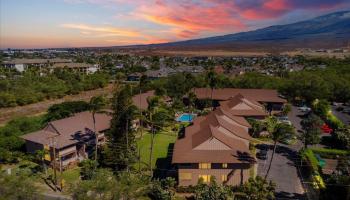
51;63;100;74
2;58;72;72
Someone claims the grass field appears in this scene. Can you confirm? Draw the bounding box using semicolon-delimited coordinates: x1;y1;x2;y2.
137;132;177;170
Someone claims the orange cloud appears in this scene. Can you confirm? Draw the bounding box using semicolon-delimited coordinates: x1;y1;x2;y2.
60;23;141;37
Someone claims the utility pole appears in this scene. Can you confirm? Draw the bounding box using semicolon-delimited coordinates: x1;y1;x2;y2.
60;157;63;191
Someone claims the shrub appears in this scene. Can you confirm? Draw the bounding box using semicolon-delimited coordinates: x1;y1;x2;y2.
0;92;17;107
326;112;344;130
45;101;91;122
176;185;197;193
301;149;320;172
79;159;98;180
332;127;350;150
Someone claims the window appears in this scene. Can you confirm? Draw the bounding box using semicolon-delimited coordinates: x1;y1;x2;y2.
199;163;211;169
222;163;228;168
199;175;211;183
179;172;192;180
221;174;228;182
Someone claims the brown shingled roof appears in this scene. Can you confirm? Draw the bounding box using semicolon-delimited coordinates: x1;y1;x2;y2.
193;88;286;103
172;99;255;164
132;90;155;110
172;89;283;164
220;94;268;117
21;111;111;149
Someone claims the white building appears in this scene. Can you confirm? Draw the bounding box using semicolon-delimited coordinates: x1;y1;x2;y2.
51;63;100;74
2;58;72;72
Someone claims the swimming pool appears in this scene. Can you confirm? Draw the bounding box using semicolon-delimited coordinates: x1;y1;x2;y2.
176;113;195;122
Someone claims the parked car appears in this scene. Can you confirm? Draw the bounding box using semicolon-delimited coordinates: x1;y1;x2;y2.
257;150;268;160
342;108;350;114
277;116;292;125
256;144;270;150
332;102;343;106
298;106;311;112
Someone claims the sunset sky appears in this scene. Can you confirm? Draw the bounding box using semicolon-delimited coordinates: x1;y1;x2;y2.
1;0;350;49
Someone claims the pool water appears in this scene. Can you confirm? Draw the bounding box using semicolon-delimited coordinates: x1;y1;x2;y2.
177;113;194;122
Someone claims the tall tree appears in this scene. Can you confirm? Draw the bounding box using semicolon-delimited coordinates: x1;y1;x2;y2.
332;126;350;150
206;70;218;110
187;91;197;113
142;96;172;176
301;113;323;148
89;96;107;162
102;85;137;171
312;99;331;117
264;117;295;179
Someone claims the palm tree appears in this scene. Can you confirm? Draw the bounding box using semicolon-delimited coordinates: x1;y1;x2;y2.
89;96;107;162
187;91;197;114
145;96;160;175
206;70;217;110
264;117;294;179
141;96;172;176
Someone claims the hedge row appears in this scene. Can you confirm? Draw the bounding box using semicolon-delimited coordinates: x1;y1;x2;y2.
302;149;320;172
310;147;350;159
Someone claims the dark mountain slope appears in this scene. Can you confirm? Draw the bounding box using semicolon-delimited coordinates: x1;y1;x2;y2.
149;11;350;50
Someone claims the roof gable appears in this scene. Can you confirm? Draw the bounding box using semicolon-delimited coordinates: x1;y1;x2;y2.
193;137;231;150
231;102;254;110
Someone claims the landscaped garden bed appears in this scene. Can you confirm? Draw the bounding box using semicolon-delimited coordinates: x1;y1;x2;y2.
301;147;350;199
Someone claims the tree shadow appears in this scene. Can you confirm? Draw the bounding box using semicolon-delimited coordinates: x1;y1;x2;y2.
235;151;256;164
320;136;337;148
153;143;176;179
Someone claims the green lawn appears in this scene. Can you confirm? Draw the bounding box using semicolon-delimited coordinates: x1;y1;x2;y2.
136;132;177;170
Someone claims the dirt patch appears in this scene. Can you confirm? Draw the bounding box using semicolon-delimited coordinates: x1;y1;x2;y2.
0;84;114;126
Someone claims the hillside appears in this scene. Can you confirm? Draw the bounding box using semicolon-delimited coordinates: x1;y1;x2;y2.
147;11;350;51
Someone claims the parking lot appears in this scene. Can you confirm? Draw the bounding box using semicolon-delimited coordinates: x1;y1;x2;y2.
257;144;306;200
331;105;350;125
257;105;307;199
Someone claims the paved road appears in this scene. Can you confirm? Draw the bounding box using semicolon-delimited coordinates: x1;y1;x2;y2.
331;105;350;125
288;106;305;150
257;144;306;200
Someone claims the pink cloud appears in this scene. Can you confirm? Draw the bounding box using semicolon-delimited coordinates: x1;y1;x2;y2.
206;0;348;20
135;0;246;39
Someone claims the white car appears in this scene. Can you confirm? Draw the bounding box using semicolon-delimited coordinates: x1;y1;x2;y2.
277;116;292;125
298;106;311;112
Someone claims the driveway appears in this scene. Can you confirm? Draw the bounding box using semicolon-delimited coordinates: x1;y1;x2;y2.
257;145;306;200
288;106;305;150
331;105;350;125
